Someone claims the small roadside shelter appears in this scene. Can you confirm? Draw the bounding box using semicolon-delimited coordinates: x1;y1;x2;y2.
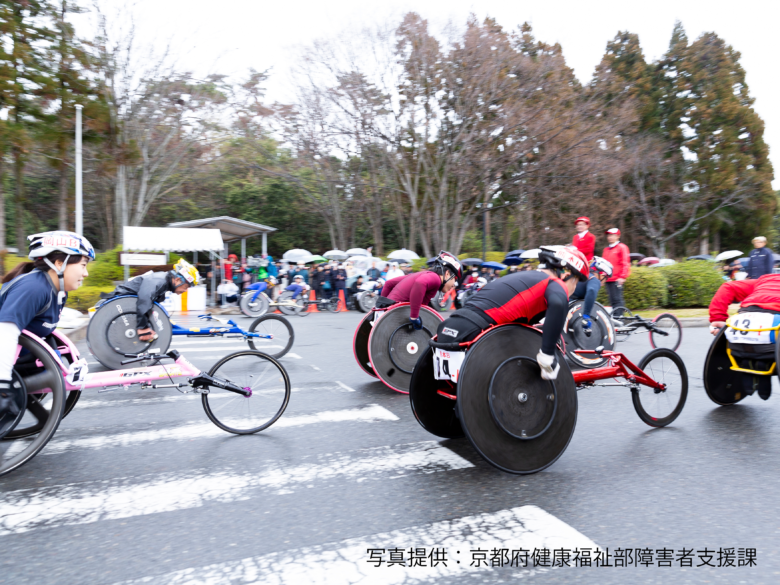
123;226;224;303
167;216;277;260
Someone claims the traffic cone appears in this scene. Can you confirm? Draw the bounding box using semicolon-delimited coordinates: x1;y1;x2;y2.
337;289;348;312
307;288;320;313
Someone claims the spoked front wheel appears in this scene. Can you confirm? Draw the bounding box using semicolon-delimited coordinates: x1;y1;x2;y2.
247;314;295;359
649;313;682;352
202;351;291;434
632;348;688;427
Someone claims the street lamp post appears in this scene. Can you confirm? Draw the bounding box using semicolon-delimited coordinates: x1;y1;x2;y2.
75;104;83;235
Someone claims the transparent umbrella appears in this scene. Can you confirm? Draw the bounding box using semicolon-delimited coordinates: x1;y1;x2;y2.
282;248;312;262
323;250;348;260
387;248;420;261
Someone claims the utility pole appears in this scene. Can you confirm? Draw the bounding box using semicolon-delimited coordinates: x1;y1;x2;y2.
74;104;83;235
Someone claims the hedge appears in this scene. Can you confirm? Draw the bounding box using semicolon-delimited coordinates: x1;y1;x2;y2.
65;285;115;311
597;266;669;308
659;261;724;308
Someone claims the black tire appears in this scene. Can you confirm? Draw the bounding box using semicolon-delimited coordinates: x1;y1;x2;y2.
1;333;67;477
353;313;377;377
296;297;310;316
87;297;172;369
357;292;377;313
326;297;340;313
409;347;464;439
703;328;745;406
247;314;294;359
650;313;682;352
5;345;80;439
632;348;688;427
202;351;291;434
611;306;633;343
239;291;270;318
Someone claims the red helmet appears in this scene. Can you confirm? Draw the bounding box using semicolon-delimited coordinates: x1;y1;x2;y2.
605;228;620;236
228;254;238;261
538;245;589;281
574;216;590;226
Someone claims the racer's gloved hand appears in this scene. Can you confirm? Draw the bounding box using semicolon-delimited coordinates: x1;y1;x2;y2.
581;314;592;337
137;327;157;342
410;317;423;330
536;350;560;381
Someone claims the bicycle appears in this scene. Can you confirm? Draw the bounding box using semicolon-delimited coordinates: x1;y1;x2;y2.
1;328;292;477
610;307;682;351
88;296;294;369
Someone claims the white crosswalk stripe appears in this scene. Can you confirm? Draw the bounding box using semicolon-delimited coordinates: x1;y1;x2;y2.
114;505;598;584
0;441;473;536
14;404;399;455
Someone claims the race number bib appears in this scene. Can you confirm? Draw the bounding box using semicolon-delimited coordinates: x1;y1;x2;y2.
433;348;466;383
725;312;780;345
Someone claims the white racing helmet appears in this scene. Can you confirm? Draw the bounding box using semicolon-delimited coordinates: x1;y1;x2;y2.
28;231;96;303
590;256;613;278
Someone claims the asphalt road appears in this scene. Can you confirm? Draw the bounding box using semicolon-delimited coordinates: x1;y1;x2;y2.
0;310;778;584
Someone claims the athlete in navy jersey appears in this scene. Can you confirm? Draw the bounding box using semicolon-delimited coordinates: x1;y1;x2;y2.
436;246;589;380
0;231;94;439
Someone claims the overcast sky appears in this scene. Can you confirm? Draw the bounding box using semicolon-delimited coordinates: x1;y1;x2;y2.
128;0;779;188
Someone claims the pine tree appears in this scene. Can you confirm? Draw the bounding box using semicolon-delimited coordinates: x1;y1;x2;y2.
0;0;56;250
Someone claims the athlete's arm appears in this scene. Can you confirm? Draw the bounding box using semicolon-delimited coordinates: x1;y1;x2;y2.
540;280;568;355
709;279;755;324
0;283;52;379
135;276;158;329
408;273;440;320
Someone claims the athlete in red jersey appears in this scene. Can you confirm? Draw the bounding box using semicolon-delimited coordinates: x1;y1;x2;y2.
709;274;780;334
380;251;462;327
436;246;589;380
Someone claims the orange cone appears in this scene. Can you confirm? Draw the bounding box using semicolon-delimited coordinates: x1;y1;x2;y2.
337;289;348;312
307;288;320;313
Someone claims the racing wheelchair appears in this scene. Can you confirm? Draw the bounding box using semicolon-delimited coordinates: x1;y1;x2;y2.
87;295;294;369
410;323;688;474
704;314;780;405
560;299;616;369
1;328;292;477
353;302;444;393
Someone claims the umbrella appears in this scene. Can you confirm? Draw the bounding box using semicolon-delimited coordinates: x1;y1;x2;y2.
506;249;525;257
323;249;348;260
460;258;484;266
651;259;676;267
503;255;524;265
345;248;370;257
282;248;312;262
387;248;420;261
638;257;660;266
347;256;372;273
304;255;328;264
715;250;743;262
734;257;750;267
686;254;713;261
629;253;646;262
482;261;507;270
520;249;541;259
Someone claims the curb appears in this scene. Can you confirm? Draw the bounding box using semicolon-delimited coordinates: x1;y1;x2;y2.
677;317;710;328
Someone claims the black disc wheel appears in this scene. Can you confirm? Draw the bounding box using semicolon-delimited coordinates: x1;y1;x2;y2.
326;297;340;313
1;333;67;477
409;347;464;439
632;348;688;427
703;328;745;406
239;292;270;318
202;351;291;434
357;292;377;313
488;356;557;440
430;291;453;312
562;301;615;369
457;324;577;474
87;297;172;369
649;313;682;352
247;314;294;359
353;314;377;377
611;306;634;343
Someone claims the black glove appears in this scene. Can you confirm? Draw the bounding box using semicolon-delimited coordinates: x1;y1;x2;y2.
410;317;423;330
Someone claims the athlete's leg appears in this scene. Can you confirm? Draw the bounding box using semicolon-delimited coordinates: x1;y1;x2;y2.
582;277;601;317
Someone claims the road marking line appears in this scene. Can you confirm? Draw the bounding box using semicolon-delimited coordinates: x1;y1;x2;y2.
336;381;355;392
33;405;399;454
310;365;321;371
114;505;597;584
0;441;471;536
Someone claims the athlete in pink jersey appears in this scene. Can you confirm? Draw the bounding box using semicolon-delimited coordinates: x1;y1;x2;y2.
380;252;462;328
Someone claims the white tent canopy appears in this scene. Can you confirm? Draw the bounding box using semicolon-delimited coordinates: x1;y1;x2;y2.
123;227;223;252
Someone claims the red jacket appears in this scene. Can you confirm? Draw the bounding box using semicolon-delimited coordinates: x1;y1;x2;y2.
572;231;596;261
709;275;780;323
602;242;630;282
